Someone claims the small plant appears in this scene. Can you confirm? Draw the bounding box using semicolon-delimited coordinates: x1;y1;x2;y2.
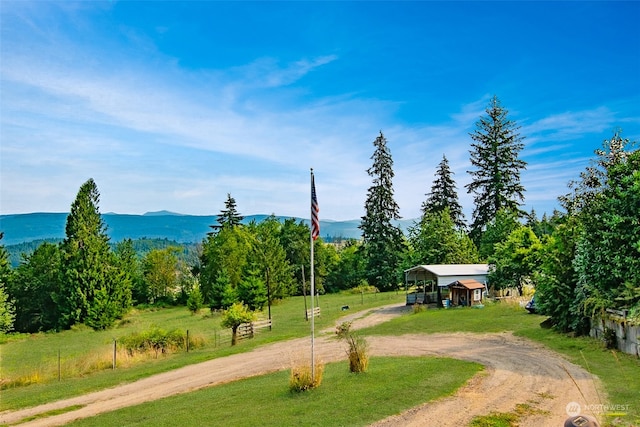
289;358;324;392
413;303;425;314
187;287;203;315
336;321;369;373
603;327;617;349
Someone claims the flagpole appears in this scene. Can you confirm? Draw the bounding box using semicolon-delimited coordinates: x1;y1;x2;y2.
310;168;316;382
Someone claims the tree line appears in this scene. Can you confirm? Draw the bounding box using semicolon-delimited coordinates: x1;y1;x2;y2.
0;95;638;334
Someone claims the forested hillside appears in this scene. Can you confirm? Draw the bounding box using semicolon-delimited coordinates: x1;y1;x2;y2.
0;212;410;246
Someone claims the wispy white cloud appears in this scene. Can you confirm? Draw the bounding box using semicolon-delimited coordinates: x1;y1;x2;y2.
523;107;617;142
230;55;339;89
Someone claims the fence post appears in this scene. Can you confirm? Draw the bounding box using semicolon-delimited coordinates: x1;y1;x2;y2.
186;329;190;353
112;339;116;370
58;349;61;381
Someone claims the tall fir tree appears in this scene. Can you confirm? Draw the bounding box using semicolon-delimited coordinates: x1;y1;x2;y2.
57;179;131;329
359;131;405;292
210;193;244;234
466;96;527;241
422;154;466;229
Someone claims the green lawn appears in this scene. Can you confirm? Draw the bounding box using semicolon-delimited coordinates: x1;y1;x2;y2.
67;357;482;427
0;291;404;411
3;295;639;426
363;301;640;426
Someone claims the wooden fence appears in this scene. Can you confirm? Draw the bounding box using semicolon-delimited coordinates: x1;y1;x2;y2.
237;319;273;341
306;307;321;319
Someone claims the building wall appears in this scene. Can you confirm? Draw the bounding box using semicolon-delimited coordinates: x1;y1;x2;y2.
590;314;639;357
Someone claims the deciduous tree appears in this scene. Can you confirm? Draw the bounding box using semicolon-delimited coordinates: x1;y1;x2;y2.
488;226;542;296
143;247;181;304
568;133;640;319
221;302;256;346
534;216;581;332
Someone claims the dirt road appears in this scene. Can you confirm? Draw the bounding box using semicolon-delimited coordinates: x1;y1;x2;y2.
0;304;604;426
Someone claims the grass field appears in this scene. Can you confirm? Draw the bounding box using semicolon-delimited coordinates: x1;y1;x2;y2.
2;294;639;426
0;290;404;411
66;357;482;427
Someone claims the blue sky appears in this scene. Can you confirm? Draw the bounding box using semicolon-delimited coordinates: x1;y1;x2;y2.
1;1;639;221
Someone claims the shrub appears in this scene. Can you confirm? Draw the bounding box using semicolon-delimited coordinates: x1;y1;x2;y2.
120;327;200;357
187;287;203;315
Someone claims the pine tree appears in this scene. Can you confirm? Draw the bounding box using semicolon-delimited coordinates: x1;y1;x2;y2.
210;193;244;234
466;96;527;241
0;235;15;333
57;179;131;329
359;131;405;292
422;154;465;229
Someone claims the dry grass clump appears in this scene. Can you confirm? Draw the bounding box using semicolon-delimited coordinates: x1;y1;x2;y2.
289;358;324;392
336;321;369;373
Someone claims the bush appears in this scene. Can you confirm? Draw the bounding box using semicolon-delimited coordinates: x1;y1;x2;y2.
120;327;200;357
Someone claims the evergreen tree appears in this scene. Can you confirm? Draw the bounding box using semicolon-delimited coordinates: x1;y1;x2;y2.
466;96;527;241
248;218;295;301
186;285;203;314
114;239;145;304
0;236;15;333
422;154;465;229
359;132;405;291
57;179;131;329
237;266;268;311
10;242;61;332
409;208;479;266
200;225;252;307
210;193;244;234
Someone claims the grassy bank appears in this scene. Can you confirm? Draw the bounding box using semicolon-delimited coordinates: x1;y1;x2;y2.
66;357;482;427
0;291;404;411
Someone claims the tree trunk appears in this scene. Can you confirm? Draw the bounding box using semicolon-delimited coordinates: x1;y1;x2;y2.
231;326;237;346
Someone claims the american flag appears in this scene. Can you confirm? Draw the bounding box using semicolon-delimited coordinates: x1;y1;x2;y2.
311;172;320;240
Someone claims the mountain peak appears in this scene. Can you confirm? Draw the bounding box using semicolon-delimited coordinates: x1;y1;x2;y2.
143;210;185;216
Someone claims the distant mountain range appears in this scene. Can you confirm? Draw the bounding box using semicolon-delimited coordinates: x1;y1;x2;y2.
0;212;416;246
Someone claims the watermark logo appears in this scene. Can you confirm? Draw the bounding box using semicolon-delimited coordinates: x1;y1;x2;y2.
566;402;581;417
566;402;631;417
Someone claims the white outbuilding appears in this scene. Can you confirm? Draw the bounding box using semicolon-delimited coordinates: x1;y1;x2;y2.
404;264;489;306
